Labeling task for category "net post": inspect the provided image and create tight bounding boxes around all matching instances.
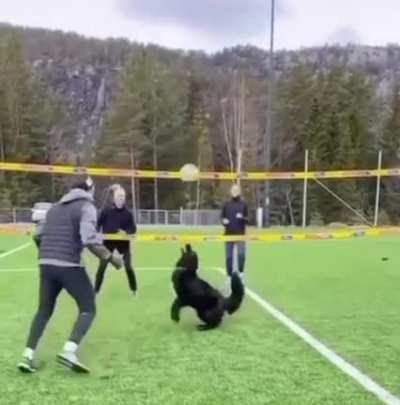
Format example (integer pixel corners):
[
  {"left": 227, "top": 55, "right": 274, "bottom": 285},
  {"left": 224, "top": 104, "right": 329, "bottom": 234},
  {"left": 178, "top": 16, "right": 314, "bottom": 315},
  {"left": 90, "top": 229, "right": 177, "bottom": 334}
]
[
  {"left": 129, "top": 144, "right": 137, "bottom": 222},
  {"left": 373, "top": 150, "right": 383, "bottom": 227},
  {"left": 179, "top": 207, "right": 183, "bottom": 226},
  {"left": 302, "top": 149, "right": 309, "bottom": 228}
]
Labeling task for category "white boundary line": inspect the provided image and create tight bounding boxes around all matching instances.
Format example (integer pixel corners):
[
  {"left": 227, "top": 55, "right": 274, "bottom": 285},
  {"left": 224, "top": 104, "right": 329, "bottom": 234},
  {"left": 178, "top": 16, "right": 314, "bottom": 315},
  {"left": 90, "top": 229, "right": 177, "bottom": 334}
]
[
  {"left": 0, "top": 242, "right": 32, "bottom": 259},
  {"left": 1, "top": 251, "right": 398, "bottom": 404},
  {"left": 212, "top": 267, "right": 399, "bottom": 405}
]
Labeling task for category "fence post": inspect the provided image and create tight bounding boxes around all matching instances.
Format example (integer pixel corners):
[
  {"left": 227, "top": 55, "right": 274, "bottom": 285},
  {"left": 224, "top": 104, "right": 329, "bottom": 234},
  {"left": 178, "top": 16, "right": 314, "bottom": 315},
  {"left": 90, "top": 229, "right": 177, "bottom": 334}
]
[
  {"left": 12, "top": 208, "right": 17, "bottom": 224},
  {"left": 302, "top": 149, "right": 309, "bottom": 228},
  {"left": 373, "top": 150, "right": 383, "bottom": 227},
  {"left": 179, "top": 207, "right": 183, "bottom": 226},
  {"left": 130, "top": 150, "right": 136, "bottom": 223}
]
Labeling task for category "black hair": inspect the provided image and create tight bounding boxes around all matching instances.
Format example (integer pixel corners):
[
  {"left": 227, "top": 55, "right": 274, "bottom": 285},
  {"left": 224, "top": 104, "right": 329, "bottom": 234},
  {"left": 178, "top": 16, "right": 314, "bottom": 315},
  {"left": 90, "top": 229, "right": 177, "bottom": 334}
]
[{"left": 71, "top": 176, "right": 94, "bottom": 191}]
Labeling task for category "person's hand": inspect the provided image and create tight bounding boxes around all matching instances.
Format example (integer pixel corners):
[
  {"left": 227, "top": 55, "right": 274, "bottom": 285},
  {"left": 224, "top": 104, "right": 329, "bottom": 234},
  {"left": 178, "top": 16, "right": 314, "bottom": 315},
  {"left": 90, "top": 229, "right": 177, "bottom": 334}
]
[
  {"left": 109, "top": 251, "right": 123, "bottom": 270},
  {"left": 222, "top": 218, "right": 229, "bottom": 225}
]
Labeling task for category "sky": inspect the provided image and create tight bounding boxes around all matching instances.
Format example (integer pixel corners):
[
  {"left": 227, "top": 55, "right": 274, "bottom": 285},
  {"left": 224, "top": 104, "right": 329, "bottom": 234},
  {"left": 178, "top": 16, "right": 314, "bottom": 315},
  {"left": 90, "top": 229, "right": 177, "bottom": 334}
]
[{"left": 1, "top": 0, "right": 400, "bottom": 52}]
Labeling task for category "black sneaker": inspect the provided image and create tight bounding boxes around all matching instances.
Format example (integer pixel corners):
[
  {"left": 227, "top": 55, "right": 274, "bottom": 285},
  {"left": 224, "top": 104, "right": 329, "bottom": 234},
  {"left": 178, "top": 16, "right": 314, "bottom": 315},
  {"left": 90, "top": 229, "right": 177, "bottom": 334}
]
[
  {"left": 57, "top": 353, "right": 90, "bottom": 374},
  {"left": 18, "top": 357, "right": 36, "bottom": 373}
]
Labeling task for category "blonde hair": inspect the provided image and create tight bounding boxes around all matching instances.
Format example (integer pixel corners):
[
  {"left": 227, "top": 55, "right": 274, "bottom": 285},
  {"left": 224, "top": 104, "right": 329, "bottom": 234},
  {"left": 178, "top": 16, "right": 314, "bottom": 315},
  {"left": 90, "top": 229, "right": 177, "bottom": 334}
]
[{"left": 230, "top": 184, "right": 241, "bottom": 197}]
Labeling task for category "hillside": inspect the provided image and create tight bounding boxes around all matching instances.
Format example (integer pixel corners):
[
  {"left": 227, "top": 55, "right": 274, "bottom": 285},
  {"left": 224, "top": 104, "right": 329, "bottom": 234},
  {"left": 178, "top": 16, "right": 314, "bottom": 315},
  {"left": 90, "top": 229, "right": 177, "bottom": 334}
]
[
  {"left": 1, "top": 23, "right": 399, "bottom": 159},
  {"left": 0, "top": 22, "right": 400, "bottom": 223}
]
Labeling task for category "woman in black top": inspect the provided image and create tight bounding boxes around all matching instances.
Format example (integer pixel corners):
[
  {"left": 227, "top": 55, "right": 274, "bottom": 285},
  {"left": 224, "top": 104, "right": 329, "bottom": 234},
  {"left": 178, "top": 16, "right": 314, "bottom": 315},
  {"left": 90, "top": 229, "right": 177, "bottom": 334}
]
[{"left": 95, "top": 186, "right": 138, "bottom": 295}]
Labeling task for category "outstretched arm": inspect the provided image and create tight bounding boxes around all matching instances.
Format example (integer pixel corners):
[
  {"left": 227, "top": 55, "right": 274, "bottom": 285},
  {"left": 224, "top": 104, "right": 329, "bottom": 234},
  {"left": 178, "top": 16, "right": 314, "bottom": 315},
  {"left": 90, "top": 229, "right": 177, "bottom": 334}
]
[
  {"left": 97, "top": 208, "right": 106, "bottom": 232},
  {"left": 243, "top": 203, "right": 249, "bottom": 223},
  {"left": 81, "top": 203, "right": 122, "bottom": 269},
  {"left": 125, "top": 210, "right": 137, "bottom": 235},
  {"left": 221, "top": 203, "right": 229, "bottom": 225}
]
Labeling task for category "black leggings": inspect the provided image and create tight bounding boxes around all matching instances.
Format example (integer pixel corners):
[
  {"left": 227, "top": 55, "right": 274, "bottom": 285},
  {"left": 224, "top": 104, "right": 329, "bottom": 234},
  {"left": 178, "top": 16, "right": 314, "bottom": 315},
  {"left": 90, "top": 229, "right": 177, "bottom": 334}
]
[
  {"left": 26, "top": 265, "right": 96, "bottom": 350},
  {"left": 94, "top": 241, "right": 137, "bottom": 293}
]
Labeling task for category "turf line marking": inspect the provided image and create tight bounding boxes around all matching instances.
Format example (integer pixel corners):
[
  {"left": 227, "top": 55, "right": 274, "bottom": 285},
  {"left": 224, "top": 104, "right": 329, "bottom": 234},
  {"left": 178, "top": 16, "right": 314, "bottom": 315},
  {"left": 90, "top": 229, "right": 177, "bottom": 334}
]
[
  {"left": 4, "top": 261, "right": 398, "bottom": 403},
  {"left": 213, "top": 267, "right": 399, "bottom": 405},
  {"left": 0, "top": 242, "right": 32, "bottom": 259}
]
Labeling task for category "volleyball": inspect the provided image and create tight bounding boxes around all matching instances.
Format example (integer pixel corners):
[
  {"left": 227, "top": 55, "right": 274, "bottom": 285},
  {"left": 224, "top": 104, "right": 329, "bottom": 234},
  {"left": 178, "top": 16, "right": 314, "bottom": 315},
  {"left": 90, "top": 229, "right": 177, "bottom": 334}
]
[{"left": 179, "top": 164, "right": 200, "bottom": 182}]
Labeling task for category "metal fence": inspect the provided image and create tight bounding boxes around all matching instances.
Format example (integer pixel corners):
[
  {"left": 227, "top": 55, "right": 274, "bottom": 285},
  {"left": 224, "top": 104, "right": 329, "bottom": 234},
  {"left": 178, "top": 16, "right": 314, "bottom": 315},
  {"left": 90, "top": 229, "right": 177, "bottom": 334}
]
[
  {"left": 137, "top": 210, "right": 181, "bottom": 225},
  {"left": 180, "top": 209, "right": 221, "bottom": 226},
  {"left": 137, "top": 209, "right": 222, "bottom": 226},
  {"left": 0, "top": 208, "right": 32, "bottom": 224},
  {"left": 0, "top": 208, "right": 223, "bottom": 226}
]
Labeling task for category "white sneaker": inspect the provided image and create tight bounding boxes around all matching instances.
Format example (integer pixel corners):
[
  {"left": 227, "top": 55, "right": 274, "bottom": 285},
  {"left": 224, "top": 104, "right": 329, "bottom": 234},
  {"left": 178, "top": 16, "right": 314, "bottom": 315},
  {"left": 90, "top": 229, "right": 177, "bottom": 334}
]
[
  {"left": 57, "top": 351, "right": 90, "bottom": 373},
  {"left": 18, "top": 357, "right": 36, "bottom": 373}
]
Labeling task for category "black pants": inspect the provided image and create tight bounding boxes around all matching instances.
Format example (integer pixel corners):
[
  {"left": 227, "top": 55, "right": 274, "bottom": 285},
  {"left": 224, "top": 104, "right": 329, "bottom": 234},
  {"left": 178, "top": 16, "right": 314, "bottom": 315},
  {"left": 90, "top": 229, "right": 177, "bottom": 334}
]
[
  {"left": 26, "top": 265, "right": 96, "bottom": 350},
  {"left": 94, "top": 241, "right": 137, "bottom": 293}
]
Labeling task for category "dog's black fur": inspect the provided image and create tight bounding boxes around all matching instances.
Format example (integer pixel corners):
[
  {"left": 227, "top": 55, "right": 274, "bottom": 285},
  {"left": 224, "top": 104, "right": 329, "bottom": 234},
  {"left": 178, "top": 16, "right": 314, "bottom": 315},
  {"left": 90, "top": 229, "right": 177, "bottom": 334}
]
[{"left": 171, "top": 244, "right": 245, "bottom": 331}]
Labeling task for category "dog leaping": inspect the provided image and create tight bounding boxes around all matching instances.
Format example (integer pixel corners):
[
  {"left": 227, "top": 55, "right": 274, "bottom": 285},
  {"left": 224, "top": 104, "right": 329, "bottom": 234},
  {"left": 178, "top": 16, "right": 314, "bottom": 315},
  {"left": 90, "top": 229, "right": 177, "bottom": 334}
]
[{"left": 171, "top": 244, "right": 245, "bottom": 331}]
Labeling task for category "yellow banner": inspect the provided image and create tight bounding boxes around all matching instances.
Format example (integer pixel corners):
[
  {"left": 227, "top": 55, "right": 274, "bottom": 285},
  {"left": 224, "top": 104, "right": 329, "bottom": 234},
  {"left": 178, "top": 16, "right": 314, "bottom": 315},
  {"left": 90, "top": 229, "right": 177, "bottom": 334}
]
[
  {"left": 0, "top": 162, "right": 400, "bottom": 180},
  {"left": 1, "top": 225, "right": 399, "bottom": 243}
]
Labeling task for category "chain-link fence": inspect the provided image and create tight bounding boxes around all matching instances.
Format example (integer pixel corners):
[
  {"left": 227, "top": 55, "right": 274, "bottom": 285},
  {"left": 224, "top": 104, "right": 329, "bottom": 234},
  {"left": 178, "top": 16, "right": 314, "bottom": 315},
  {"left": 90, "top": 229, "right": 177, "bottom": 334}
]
[
  {"left": 0, "top": 208, "right": 32, "bottom": 224},
  {"left": 4, "top": 201, "right": 396, "bottom": 227},
  {"left": 0, "top": 208, "right": 225, "bottom": 226},
  {"left": 180, "top": 210, "right": 221, "bottom": 226},
  {"left": 137, "top": 210, "right": 182, "bottom": 225},
  {"left": 128, "top": 209, "right": 223, "bottom": 226}
]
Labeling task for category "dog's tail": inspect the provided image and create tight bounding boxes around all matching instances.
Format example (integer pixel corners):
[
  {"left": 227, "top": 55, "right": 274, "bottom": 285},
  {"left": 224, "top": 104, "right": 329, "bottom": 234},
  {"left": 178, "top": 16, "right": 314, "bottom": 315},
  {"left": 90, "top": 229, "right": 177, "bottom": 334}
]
[{"left": 224, "top": 273, "right": 245, "bottom": 315}]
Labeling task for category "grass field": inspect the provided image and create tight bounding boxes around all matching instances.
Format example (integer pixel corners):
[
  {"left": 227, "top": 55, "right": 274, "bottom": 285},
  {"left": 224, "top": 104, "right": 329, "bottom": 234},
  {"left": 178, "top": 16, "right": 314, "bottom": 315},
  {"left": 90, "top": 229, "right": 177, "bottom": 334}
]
[{"left": 1, "top": 230, "right": 400, "bottom": 404}]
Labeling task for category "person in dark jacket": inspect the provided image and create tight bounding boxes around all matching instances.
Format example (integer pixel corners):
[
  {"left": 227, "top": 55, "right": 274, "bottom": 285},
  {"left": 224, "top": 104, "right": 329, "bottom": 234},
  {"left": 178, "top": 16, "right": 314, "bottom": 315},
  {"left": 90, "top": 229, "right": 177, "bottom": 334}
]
[
  {"left": 95, "top": 185, "right": 138, "bottom": 295},
  {"left": 221, "top": 184, "right": 248, "bottom": 283},
  {"left": 18, "top": 176, "right": 123, "bottom": 374}
]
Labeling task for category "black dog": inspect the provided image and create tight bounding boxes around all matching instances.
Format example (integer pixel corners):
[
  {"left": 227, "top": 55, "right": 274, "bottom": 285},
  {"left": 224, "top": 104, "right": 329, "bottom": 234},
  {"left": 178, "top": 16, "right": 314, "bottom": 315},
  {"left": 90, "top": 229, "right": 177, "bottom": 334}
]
[{"left": 171, "top": 244, "right": 245, "bottom": 331}]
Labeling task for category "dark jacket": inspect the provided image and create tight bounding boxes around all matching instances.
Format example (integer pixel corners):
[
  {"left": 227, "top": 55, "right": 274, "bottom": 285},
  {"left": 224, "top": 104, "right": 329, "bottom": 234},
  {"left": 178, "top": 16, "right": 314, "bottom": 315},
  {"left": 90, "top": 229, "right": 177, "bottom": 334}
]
[
  {"left": 221, "top": 197, "right": 248, "bottom": 235},
  {"left": 97, "top": 205, "right": 136, "bottom": 235}
]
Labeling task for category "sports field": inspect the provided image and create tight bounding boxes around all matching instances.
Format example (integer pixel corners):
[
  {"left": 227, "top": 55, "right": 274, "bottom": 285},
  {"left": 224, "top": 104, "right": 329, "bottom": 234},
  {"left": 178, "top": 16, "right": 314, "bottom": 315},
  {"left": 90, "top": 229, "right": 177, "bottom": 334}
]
[{"left": 1, "top": 230, "right": 400, "bottom": 404}]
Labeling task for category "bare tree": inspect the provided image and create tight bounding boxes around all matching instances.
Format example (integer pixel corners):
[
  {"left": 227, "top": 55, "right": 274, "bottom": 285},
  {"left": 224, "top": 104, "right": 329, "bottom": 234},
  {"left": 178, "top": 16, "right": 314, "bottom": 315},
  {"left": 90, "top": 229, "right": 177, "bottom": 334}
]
[
  {"left": 129, "top": 143, "right": 137, "bottom": 220},
  {"left": 220, "top": 73, "right": 247, "bottom": 185}
]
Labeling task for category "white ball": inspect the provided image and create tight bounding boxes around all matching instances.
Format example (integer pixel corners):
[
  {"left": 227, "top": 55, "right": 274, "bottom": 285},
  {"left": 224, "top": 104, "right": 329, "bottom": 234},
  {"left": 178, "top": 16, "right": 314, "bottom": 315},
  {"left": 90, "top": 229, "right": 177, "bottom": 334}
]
[{"left": 180, "top": 164, "right": 200, "bottom": 182}]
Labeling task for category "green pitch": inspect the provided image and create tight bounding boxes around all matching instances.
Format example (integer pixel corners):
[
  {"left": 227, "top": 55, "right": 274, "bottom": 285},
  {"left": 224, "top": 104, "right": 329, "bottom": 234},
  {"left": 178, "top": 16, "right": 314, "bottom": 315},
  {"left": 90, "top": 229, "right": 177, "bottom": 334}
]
[{"left": 1, "top": 231, "right": 399, "bottom": 404}]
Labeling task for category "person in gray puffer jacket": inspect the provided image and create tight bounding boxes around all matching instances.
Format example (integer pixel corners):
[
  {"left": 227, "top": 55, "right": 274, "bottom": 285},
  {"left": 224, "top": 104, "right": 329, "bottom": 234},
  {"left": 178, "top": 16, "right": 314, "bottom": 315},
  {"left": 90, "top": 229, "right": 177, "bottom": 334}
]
[{"left": 18, "top": 176, "right": 123, "bottom": 374}]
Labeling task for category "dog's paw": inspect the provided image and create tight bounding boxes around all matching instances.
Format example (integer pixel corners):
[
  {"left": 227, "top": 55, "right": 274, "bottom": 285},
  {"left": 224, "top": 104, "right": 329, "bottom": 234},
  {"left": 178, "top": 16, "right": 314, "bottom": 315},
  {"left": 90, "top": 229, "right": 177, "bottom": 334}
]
[{"left": 171, "top": 315, "right": 180, "bottom": 323}]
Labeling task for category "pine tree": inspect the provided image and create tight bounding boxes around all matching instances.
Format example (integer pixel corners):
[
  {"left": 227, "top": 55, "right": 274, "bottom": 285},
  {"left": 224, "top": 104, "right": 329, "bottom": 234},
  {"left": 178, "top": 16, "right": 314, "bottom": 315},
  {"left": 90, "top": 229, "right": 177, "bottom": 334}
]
[
  {"left": 96, "top": 50, "right": 188, "bottom": 210},
  {"left": 381, "top": 85, "right": 400, "bottom": 160},
  {"left": 305, "top": 68, "right": 368, "bottom": 224},
  {"left": 380, "top": 85, "right": 400, "bottom": 223},
  {"left": 275, "top": 64, "right": 315, "bottom": 170},
  {"left": 0, "top": 32, "right": 42, "bottom": 206},
  {"left": 0, "top": 31, "right": 70, "bottom": 207}
]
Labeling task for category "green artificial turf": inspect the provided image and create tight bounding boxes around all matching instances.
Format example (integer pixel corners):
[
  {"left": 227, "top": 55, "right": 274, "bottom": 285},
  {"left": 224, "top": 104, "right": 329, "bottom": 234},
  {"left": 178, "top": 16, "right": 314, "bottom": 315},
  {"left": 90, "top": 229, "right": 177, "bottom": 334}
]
[{"left": 1, "top": 231, "right": 397, "bottom": 404}]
